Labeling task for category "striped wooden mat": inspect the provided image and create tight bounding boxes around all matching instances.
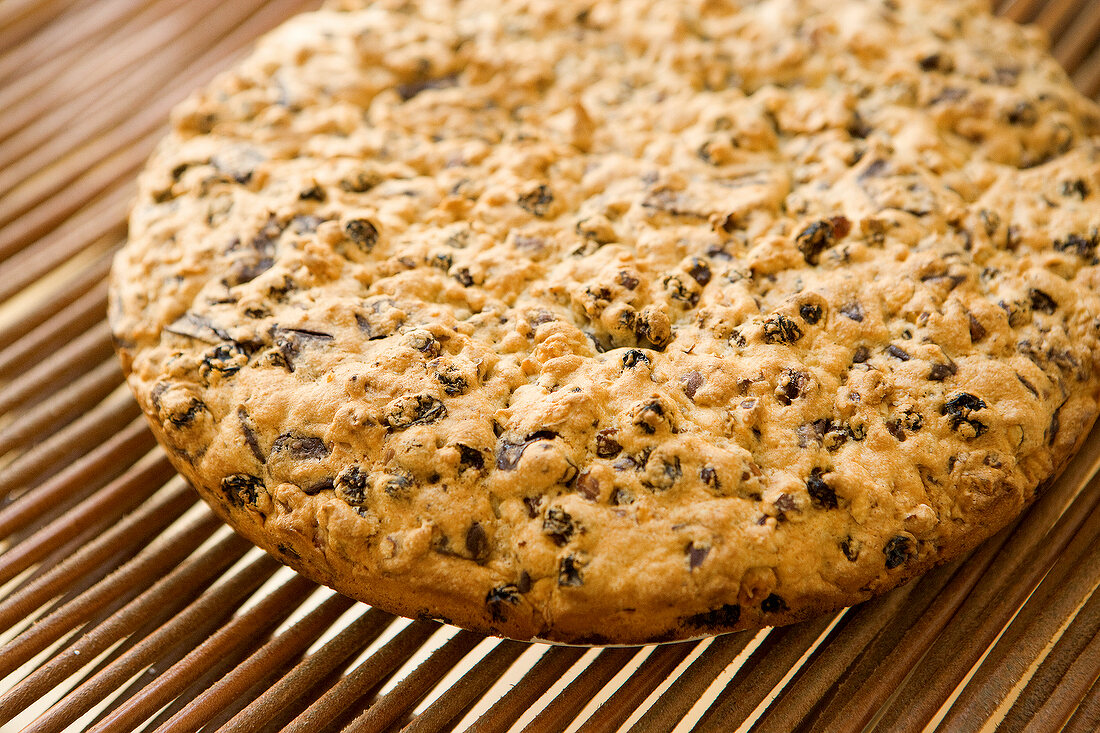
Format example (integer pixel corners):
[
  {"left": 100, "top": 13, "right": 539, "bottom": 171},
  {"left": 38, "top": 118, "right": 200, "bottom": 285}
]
[{"left": 0, "top": 0, "right": 1098, "bottom": 731}]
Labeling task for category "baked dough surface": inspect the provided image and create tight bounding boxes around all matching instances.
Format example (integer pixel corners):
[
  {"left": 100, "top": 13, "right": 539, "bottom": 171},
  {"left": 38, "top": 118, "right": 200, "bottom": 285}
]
[{"left": 110, "top": 0, "right": 1100, "bottom": 642}]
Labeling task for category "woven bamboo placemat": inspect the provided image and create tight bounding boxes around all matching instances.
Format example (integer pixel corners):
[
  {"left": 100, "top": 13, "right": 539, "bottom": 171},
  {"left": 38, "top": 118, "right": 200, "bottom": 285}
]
[{"left": 0, "top": 1, "right": 1098, "bottom": 731}]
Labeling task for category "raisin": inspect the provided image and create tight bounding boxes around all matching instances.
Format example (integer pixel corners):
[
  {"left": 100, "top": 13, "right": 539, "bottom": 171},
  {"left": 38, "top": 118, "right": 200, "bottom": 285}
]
[
  {"left": 485, "top": 585, "right": 521, "bottom": 621},
  {"left": 806, "top": 468, "right": 837, "bottom": 509},
  {"left": 642, "top": 455, "right": 682, "bottom": 490},
  {"left": 840, "top": 302, "right": 864, "bottom": 322},
  {"left": 385, "top": 394, "right": 447, "bottom": 430},
  {"left": 595, "top": 430, "right": 622, "bottom": 458},
  {"left": 840, "top": 536, "right": 860, "bottom": 561},
  {"left": 622, "top": 349, "right": 651, "bottom": 368},
  {"left": 221, "top": 473, "right": 263, "bottom": 507},
  {"left": 465, "top": 522, "right": 491, "bottom": 562},
  {"left": 1007, "top": 101, "right": 1038, "bottom": 126},
  {"left": 885, "top": 344, "right": 911, "bottom": 361},
  {"left": 497, "top": 430, "right": 557, "bottom": 470},
  {"left": 436, "top": 366, "right": 469, "bottom": 396},
  {"left": 633, "top": 400, "right": 670, "bottom": 434},
  {"left": 686, "top": 604, "right": 741, "bottom": 628},
  {"left": 928, "top": 363, "right": 957, "bottom": 381},
  {"left": 518, "top": 184, "right": 553, "bottom": 216},
  {"left": 523, "top": 496, "right": 542, "bottom": 518},
  {"left": 799, "top": 303, "right": 822, "bottom": 324},
  {"left": 942, "top": 393, "right": 988, "bottom": 437},
  {"left": 298, "top": 184, "right": 326, "bottom": 202},
  {"left": 271, "top": 433, "right": 329, "bottom": 460},
  {"left": 453, "top": 267, "right": 475, "bottom": 287},
  {"left": 168, "top": 397, "right": 207, "bottom": 428},
  {"left": 543, "top": 507, "right": 575, "bottom": 546},
  {"left": 335, "top": 465, "right": 369, "bottom": 505},
  {"left": 237, "top": 407, "right": 265, "bottom": 464},
  {"left": 381, "top": 473, "right": 412, "bottom": 497},
  {"left": 682, "top": 370, "right": 704, "bottom": 399},
  {"left": 611, "top": 487, "right": 635, "bottom": 505},
  {"left": 700, "top": 466, "right": 720, "bottom": 491},
  {"left": 763, "top": 314, "right": 804, "bottom": 345},
  {"left": 340, "top": 171, "right": 380, "bottom": 193},
  {"left": 761, "top": 594, "right": 787, "bottom": 613},
  {"left": 664, "top": 275, "right": 700, "bottom": 308},
  {"left": 1060, "top": 179, "right": 1090, "bottom": 199},
  {"left": 617, "top": 271, "right": 640, "bottom": 289},
  {"left": 558, "top": 555, "right": 584, "bottom": 586},
  {"left": 1029, "top": 289, "right": 1058, "bottom": 314},
  {"left": 687, "top": 542, "right": 710, "bottom": 569},
  {"left": 456, "top": 444, "right": 485, "bottom": 471},
  {"left": 1053, "top": 233, "right": 1097, "bottom": 257},
  {"left": 883, "top": 536, "right": 913, "bottom": 569},
  {"left": 687, "top": 258, "right": 712, "bottom": 285},
  {"left": 776, "top": 369, "right": 807, "bottom": 404},
  {"left": 345, "top": 219, "right": 379, "bottom": 250},
  {"left": 796, "top": 219, "right": 843, "bottom": 265},
  {"left": 201, "top": 343, "right": 246, "bottom": 378},
  {"left": 269, "top": 326, "right": 334, "bottom": 373}
]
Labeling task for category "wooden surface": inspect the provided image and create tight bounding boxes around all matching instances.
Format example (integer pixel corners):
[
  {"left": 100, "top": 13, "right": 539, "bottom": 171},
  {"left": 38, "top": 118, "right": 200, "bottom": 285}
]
[{"left": 0, "top": 1, "right": 1098, "bottom": 731}]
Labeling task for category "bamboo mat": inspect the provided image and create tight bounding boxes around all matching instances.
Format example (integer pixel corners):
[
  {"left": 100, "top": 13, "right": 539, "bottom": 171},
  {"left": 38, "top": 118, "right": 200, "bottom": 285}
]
[{"left": 0, "top": 1, "right": 1099, "bottom": 731}]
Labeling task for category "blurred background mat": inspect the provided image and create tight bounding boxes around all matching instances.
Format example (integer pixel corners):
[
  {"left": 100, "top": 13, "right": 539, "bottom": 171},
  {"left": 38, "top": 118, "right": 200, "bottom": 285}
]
[{"left": 0, "top": 0, "right": 1099, "bottom": 731}]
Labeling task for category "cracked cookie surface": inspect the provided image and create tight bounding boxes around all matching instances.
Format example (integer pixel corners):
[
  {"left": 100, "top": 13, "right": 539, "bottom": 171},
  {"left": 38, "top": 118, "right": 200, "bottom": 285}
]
[{"left": 110, "top": 0, "right": 1100, "bottom": 643}]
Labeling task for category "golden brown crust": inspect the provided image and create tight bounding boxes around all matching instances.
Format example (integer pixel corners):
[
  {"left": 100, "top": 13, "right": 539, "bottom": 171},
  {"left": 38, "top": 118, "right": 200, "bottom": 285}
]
[{"left": 110, "top": 0, "right": 1100, "bottom": 643}]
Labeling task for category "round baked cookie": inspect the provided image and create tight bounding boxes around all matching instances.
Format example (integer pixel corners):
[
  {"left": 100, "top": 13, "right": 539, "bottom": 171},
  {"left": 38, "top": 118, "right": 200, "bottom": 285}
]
[{"left": 110, "top": 0, "right": 1100, "bottom": 644}]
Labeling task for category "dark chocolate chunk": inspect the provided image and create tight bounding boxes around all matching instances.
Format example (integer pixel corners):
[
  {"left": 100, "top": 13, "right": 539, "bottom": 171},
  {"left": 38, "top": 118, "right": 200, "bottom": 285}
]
[
  {"left": 840, "top": 302, "right": 864, "bottom": 322},
  {"left": 558, "top": 555, "right": 584, "bottom": 586},
  {"left": 840, "top": 536, "right": 860, "bottom": 562},
  {"left": 763, "top": 314, "right": 804, "bottom": 345},
  {"left": 221, "top": 473, "right": 263, "bottom": 507},
  {"left": 302, "top": 478, "right": 333, "bottom": 496},
  {"left": 885, "top": 344, "right": 911, "bottom": 361},
  {"left": 542, "top": 507, "right": 575, "bottom": 546},
  {"left": 576, "top": 471, "right": 600, "bottom": 501},
  {"left": 928, "top": 362, "right": 957, "bottom": 381},
  {"left": 687, "top": 542, "right": 710, "bottom": 569},
  {"left": 883, "top": 535, "right": 913, "bottom": 569},
  {"left": 396, "top": 73, "right": 459, "bottom": 101},
  {"left": 345, "top": 218, "right": 379, "bottom": 250},
  {"left": 517, "top": 184, "right": 554, "bottom": 216},
  {"left": 968, "top": 313, "right": 987, "bottom": 342},
  {"left": 465, "top": 522, "right": 491, "bottom": 562},
  {"left": 271, "top": 433, "right": 329, "bottom": 460},
  {"left": 852, "top": 346, "right": 871, "bottom": 363},
  {"left": 497, "top": 430, "right": 557, "bottom": 470},
  {"left": 686, "top": 603, "right": 741, "bottom": 629},
  {"left": 806, "top": 468, "right": 838, "bottom": 510},
  {"left": 761, "top": 594, "right": 787, "bottom": 613},
  {"left": 385, "top": 394, "right": 447, "bottom": 430},
  {"left": 165, "top": 312, "right": 232, "bottom": 343}
]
